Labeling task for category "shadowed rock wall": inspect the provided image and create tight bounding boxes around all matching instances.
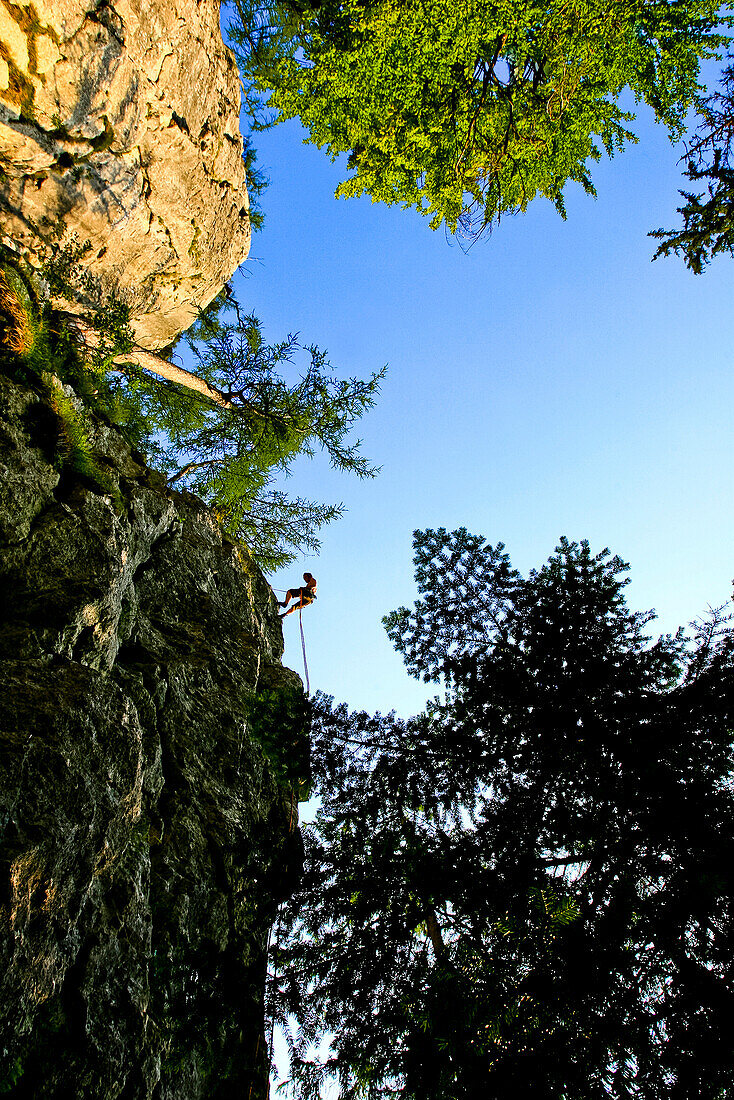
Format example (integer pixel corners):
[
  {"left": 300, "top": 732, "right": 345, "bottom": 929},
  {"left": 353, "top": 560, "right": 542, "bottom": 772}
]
[
  {"left": 0, "top": 372, "right": 305, "bottom": 1098},
  {"left": 0, "top": 0, "right": 250, "bottom": 349}
]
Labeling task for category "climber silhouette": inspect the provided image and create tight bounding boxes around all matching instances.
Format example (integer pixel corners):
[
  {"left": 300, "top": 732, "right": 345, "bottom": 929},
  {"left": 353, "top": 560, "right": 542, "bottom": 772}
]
[{"left": 279, "top": 573, "right": 317, "bottom": 618}]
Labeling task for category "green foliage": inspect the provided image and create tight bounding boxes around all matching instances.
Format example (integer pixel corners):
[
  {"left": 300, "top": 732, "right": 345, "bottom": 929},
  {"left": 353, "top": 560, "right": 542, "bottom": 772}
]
[
  {"left": 243, "top": 134, "right": 270, "bottom": 231},
  {"left": 0, "top": 1056, "right": 24, "bottom": 1095},
  {"left": 42, "top": 373, "right": 118, "bottom": 499},
  {"left": 651, "top": 54, "right": 734, "bottom": 271},
  {"left": 271, "top": 531, "right": 734, "bottom": 1099},
  {"left": 151, "top": 304, "right": 385, "bottom": 570},
  {"left": 39, "top": 236, "right": 135, "bottom": 370},
  {"left": 0, "top": 252, "right": 130, "bottom": 497},
  {"left": 229, "top": 0, "right": 727, "bottom": 237},
  {"left": 1, "top": 241, "right": 155, "bottom": 459},
  {"left": 247, "top": 682, "right": 312, "bottom": 790},
  {"left": 1, "top": 243, "right": 383, "bottom": 570}
]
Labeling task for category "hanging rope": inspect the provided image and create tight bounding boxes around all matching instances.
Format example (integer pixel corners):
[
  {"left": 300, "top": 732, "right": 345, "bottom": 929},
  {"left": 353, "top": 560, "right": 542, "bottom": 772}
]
[
  {"left": 299, "top": 606, "right": 310, "bottom": 694},
  {"left": 271, "top": 580, "right": 311, "bottom": 692}
]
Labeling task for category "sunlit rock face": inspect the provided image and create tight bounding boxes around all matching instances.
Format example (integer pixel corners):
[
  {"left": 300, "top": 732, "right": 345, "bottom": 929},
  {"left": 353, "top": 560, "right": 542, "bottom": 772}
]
[
  {"left": 0, "top": 0, "right": 250, "bottom": 349},
  {"left": 0, "top": 373, "right": 304, "bottom": 1098}
]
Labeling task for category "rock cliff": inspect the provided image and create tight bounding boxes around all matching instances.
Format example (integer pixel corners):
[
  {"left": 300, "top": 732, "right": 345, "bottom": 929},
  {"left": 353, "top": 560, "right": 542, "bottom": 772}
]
[
  {"left": 0, "top": 370, "right": 306, "bottom": 1098},
  {"left": 0, "top": 0, "right": 251, "bottom": 349}
]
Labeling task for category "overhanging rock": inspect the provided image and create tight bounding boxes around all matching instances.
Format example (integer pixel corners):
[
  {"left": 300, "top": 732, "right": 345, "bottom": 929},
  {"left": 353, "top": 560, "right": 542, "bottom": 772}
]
[{"left": 0, "top": 0, "right": 251, "bottom": 349}]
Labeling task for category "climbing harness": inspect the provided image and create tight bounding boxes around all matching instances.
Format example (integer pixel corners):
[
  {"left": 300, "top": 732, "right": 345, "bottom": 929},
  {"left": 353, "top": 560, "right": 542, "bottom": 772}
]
[{"left": 272, "top": 585, "right": 312, "bottom": 694}]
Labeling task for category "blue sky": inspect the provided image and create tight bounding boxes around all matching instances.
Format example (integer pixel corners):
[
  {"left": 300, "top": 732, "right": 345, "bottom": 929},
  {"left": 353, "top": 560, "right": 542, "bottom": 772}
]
[{"left": 233, "top": 96, "right": 734, "bottom": 719}]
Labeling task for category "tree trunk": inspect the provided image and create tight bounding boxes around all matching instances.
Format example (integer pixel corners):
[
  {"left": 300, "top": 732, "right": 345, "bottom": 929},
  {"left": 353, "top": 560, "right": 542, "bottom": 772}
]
[{"left": 67, "top": 316, "right": 233, "bottom": 408}]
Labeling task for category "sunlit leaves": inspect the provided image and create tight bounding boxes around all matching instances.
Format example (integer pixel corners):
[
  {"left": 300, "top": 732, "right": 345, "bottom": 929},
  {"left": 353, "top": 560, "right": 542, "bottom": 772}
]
[{"left": 230, "top": 0, "right": 727, "bottom": 238}]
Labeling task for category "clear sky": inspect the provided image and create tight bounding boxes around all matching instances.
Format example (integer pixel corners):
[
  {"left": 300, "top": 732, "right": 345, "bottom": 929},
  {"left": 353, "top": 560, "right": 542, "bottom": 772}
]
[{"left": 232, "top": 95, "right": 734, "bottom": 720}]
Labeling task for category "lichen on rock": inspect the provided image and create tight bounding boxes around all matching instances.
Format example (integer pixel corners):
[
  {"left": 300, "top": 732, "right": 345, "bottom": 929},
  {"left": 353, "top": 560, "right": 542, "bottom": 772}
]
[
  {"left": 0, "top": 0, "right": 251, "bottom": 350},
  {"left": 0, "top": 371, "right": 307, "bottom": 1098}
]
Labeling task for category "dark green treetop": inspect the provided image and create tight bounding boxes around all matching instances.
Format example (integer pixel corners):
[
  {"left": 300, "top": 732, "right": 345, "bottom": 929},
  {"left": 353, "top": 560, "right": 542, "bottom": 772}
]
[
  {"left": 230, "top": 0, "right": 728, "bottom": 238},
  {"left": 270, "top": 530, "right": 734, "bottom": 1098}
]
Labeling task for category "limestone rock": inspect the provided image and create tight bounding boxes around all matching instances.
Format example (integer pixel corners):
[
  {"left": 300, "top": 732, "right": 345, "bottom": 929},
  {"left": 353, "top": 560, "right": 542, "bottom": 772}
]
[
  {"left": 0, "top": 372, "right": 306, "bottom": 1098},
  {"left": 0, "top": 0, "right": 251, "bottom": 349}
]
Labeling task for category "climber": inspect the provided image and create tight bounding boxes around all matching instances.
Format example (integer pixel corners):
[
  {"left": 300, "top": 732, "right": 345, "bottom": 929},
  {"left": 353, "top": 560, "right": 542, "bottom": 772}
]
[{"left": 279, "top": 573, "right": 317, "bottom": 618}]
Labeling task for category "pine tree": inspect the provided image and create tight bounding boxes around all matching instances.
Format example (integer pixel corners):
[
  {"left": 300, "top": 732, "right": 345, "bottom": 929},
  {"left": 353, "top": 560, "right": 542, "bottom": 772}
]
[{"left": 271, "top": 531, "right": 734, "bottom": 1098}]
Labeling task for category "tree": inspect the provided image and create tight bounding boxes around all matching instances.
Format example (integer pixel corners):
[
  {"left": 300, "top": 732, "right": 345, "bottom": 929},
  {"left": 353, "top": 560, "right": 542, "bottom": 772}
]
[
  {"left": 122, "top": 303, "right": 385, "bottom": 570},
  {"left": 651, "top": 54, "right": 734, "bottom": 272},
  {"left": 230, "top": 0, "right": 727, "bottom": 239},
  {"left": 1, "top": 244, "right": 384, "bottom": 570},
  {"left": 270, "top": 531, "right": 734, "bottom": 1098}
]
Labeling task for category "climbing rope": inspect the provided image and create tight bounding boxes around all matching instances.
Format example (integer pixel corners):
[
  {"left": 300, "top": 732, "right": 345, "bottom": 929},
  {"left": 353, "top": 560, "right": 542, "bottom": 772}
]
[
  {"left": 299, "top": 606, "right": 310, "bottom": 694},
  {"left": 270, "top": 583, "right": 311, "bottom": 693}
]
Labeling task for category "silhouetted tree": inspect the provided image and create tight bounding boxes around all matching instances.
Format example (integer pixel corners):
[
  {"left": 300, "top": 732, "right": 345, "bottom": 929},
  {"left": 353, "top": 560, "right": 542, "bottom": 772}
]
[
  {"left": 652, "top": 55, "right": 734, "bottom": 272},
  {"left": 271, "top": 531, "right": 734, "bottom": 1098}
]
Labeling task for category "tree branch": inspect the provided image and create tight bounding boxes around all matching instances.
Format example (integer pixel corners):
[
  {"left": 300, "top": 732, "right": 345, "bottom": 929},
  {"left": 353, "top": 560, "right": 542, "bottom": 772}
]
[
  {"left": 167, "top": 459, "right": 221, "bottom": 486},
  {"left": 115, "top": 348, "right": 234, "bottom": 407},
  {"left": 542, "top": 856, "right": 586, "bottom": 867},
  {"left": 67, "top": 316, "right": 234, "bottom": 408}
]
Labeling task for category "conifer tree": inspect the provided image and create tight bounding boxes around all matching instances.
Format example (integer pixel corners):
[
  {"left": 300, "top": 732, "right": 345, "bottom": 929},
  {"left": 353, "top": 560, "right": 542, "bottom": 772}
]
[
  {"left": 132, "top": 304, "right": 385, "bottom": 570},
  {"left": 271, "top": 531, "right": 734, "bottom": 1099},
  {"left": 652, "top": 54, "right": 734, "bottom": 272}
]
